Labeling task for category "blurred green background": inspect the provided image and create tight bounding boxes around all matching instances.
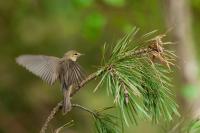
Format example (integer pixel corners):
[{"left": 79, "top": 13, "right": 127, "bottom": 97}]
[{"left": 0, "top": 0, "right": 200, "bottom": 133}]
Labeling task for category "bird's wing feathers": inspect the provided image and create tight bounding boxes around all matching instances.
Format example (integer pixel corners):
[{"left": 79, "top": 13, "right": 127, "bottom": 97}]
[
  {"left": 16, "top": 55, "right": 60, "bottom": 85},
  {"left": 64, "top": 61, "right": 86, "bottom": 87},
  {"left": 72, "top": 62, "right": 86, "bottom": 84}
]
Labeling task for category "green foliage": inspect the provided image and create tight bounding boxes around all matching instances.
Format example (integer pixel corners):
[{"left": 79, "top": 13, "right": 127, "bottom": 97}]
[
  {"left": 1, "top": 0, "right": 200, "bottom": 132},
  {"left": 54, "top": 120, "right": 74, "bottom": 133},
  {"left": 83, "top": 12, "right": 106, "bottom": 39},
  {"left": 103, "top": 0, "right": 125, "bottom": 7},
  {"left": 185, "top": 119, "right": 200, "bottom": 133},
  {"left": 72, "top": 0, "right": 94, "bottom": 8},
  {"left": 182, "top": 84, "right": 199, "bottom": 100},
  {"left": 95, "top": 28, "right": 179, "bottom": 126},
  {"left": 93, "top": 108, "right": 120, "bottom": 133},
  {"left": 162, "top": 118, "right": 200, "bottom": 133},
  {"left": 73, "top": 104, "right": 120, "bottom": 133},
  {"left": 191, "top": 0, "right": 200, "bottom": 11}
]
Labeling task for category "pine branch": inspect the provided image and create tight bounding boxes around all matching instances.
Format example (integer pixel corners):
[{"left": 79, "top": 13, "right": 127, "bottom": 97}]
[
  {"left": 40, "top": 102, "right": 63, "bottom": 133},
  {"left": 72, "top": 104, "right": 119, "bottom": 133},
  {"left": 185, "top": 118, "right": 200, "bottom": 133},
  {"left": 71, "top": 71, "right": 102, "bottom": 96},
  {"left": 54, "top": 120, "right": 74, "bottom": 133},
  {"left": 40, "top": 28, "right": 178, "bottom": 132},
  {"left": 95, "top": 27, "right": 179, "bottom": 125},
  {"left": 40, "top": 72, "right": 103, "bottom": 133},
  {"left": 161, "top": 117, "right": 200, "bottom": 133},
  {"left": 40, "top": 102, "right": 118, "bottom": 133}
]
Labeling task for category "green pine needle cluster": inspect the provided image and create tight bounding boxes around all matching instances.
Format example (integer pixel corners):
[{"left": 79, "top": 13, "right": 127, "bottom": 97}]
[
  {"left": 161, "top": 118, "right": 200, "bottom": 133},
  {"left": 94, "top": 27, "right": 179, "bottom": 126},
  {"left": 72, "top": 104, "right": 120, "bottom": 133},
  {"left": 185, "top": 119, "right": 200, "bottom": 133},
  {"left": 93, "top": 107, "right": 120, "bottom": 133}
]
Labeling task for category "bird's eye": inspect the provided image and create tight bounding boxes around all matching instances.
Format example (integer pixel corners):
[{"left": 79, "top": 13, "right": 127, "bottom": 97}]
[{"left": 74, "top": 53, "right": 78, "bottom": 55}]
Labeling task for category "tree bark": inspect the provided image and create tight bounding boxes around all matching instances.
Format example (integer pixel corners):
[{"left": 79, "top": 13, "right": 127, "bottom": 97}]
[{"left": 163, "top": 0, "right": 200, "bottom": 118}]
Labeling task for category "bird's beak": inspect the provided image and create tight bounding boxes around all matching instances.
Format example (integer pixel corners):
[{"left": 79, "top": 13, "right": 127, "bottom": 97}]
[{"left": 79, "top": 53, "right": 84, "bottom": 56}]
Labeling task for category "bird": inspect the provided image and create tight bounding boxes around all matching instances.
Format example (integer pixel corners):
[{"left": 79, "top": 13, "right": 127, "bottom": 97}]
[{"left": 16, "top": 50, "right": 86, "bottom": 114}]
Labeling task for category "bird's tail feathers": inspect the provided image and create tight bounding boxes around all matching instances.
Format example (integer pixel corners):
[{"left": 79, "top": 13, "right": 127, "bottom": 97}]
[{"left": 62, "top": 86, "right": 72, "bottom": 115}]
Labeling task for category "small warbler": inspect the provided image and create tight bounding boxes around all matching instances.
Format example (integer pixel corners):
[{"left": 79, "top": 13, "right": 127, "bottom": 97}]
[{"left": 16, "top": 50, "right": 86, "bottom": 114}]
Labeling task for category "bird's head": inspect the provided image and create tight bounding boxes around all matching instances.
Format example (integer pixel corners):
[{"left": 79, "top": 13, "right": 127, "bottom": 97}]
[{"left": 64, "top": 50, "right": 83, "bottom": 61}]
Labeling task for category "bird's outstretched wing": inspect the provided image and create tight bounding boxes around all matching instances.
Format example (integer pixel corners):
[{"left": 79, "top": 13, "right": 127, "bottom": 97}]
[
  {"left": 62, "top": 60, "right": 86, "bottom": 87},
  {"left": 70, "top": 61, "right": 86, "bottom": 85},
  {"left": 16, "top": 55, "right": 60, "bottom": 85}
]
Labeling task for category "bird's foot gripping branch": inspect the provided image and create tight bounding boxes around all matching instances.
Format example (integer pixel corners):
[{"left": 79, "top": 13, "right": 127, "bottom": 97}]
[{"left": 40, "top": 28, "right": 179, "bottom": 133}]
